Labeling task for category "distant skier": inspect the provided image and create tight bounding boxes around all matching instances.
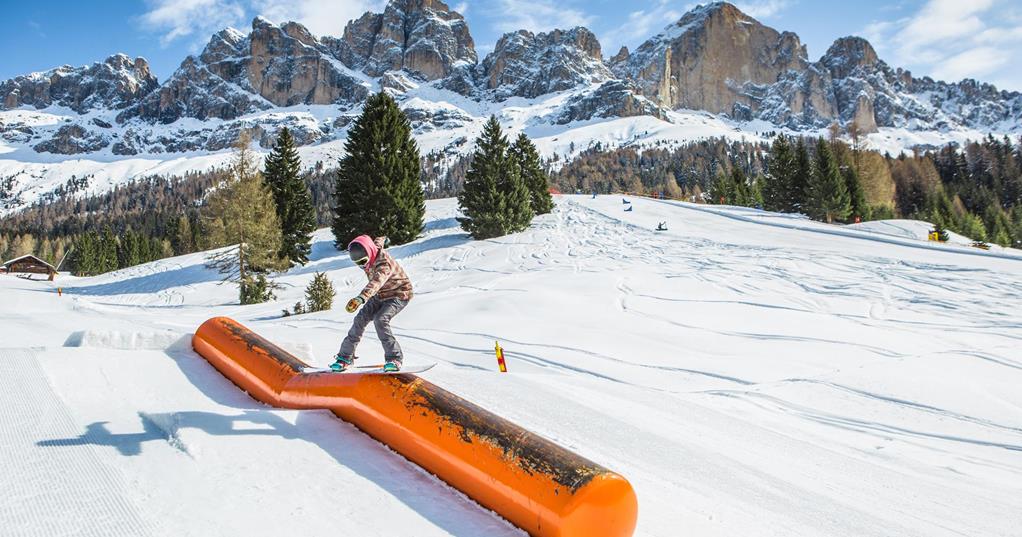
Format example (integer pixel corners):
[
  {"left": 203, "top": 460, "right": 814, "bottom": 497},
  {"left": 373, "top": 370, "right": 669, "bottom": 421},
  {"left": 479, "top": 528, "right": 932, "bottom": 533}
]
[
  {"left": 656, "top": 222, "right": 668, "bottom": 231},
  {"left": 331, "top": 235, "right": 413, "bottom": 373}
]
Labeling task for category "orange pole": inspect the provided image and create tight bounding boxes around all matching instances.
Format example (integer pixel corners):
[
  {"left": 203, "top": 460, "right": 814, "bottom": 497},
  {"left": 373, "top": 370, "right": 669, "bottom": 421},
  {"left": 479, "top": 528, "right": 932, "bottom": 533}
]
[{"left": 192, "top": 317, "right": 637, "bottom": 537}]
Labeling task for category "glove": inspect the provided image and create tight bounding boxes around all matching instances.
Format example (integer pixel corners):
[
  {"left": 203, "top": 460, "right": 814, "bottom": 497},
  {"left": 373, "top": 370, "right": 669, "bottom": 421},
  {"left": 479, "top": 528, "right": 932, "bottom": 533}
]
[{"left": 345, "top": 296, "right": 365, "bottom": 313}]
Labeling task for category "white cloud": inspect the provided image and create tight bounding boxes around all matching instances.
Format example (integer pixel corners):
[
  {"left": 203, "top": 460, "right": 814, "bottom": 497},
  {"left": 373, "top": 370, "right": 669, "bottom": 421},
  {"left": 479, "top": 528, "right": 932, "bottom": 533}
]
[
  {"left": 862, "top": 0, "right": 1022, "bottom": 90},
  {"left": 601, "top": 0, "right": 683, "bottom": 53},
  {"left": 141, "top": 0, "right": 247, "bottom": 47},
  {"left": 491, "top": 0, "right": 595, "bottom": 34},
  {"left": 454, "top": 2, "right": 469, "bottom": 15},
  {"left": 733, "top": 0, "right": 794, "bottom": 19},
  {"left": 932, "top": 46, "right": 1009, "bottom": 81},
  {"left": 140, "top": 0, "right": 386, "bottom": 49},
  {"left": 254, "top": 0, "right": 386, "bottom": 37}
]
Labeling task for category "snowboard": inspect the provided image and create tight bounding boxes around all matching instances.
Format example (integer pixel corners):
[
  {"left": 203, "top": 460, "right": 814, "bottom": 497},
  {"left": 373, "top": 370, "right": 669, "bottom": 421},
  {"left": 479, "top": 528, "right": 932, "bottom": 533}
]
[{"left": 303, "top": 363, "right": 436, "bottom": 375}]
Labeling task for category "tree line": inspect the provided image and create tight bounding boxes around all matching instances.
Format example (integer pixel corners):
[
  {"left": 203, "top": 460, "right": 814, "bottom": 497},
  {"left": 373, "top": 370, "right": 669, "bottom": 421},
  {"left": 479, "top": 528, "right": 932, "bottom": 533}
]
[{"left": 551, "top": 131, "right": 1021, "bottom": 248}]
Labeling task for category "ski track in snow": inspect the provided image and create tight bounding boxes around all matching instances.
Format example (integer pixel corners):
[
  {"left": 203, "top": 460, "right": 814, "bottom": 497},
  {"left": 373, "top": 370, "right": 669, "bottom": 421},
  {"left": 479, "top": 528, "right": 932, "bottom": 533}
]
[
  {"left": 0, "top": 349, "right": 155, "bottom": 537},
  {"left": 2, "top": 196, "right": 1021, "bottom": 536}
]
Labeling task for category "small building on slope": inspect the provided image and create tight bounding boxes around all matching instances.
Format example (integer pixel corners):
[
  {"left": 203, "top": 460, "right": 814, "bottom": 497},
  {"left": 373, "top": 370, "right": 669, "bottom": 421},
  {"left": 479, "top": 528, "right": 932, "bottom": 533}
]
[{"left": 1, "top": 255, "right": 57, "bottom": 281}]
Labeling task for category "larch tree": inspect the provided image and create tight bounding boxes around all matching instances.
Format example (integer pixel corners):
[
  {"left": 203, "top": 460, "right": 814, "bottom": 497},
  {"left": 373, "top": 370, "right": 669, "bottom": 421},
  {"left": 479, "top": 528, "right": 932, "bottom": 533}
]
[{"left": 204, "top": 133, "right": 285, "bottom": 304}]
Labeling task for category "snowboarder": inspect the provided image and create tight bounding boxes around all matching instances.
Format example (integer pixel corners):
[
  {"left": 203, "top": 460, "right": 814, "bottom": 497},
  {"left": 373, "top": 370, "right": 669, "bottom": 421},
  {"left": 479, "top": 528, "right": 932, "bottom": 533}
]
[
  {"left": 656, "top": 222, "right": 667, "bottom": 231},
  {"left": 331, "top": 235, "right": 413, "bottom": 373}
]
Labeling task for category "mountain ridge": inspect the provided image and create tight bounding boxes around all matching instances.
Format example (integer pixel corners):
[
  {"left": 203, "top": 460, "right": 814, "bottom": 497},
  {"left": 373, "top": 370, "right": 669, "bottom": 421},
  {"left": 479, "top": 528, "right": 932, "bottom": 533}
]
[{"left": 1, "top": 1, "right": 1020, "bottom": 214}]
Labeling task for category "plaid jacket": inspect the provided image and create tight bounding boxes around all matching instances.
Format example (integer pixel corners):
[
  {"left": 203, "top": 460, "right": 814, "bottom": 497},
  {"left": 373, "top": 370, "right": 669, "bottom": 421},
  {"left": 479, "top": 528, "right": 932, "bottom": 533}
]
[{"left": 358, "top": 237, "right": 413, "bottom": 301}]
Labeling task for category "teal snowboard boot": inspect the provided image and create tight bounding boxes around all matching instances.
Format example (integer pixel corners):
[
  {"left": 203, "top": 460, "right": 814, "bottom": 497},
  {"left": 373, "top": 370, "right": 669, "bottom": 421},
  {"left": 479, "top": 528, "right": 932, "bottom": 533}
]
[
  {"left": 330, "top": 354, "right": 355, "bottom": 372},
  {"left": 383, "top": 359, "right": 401, "bottom": 373}
]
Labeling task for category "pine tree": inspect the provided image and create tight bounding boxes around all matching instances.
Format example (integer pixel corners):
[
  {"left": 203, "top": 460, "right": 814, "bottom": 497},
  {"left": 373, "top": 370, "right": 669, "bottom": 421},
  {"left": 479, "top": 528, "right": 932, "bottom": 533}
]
[
  {"left": 510, "top": 132, "right": 554, "bottom": 215},
  {"left": 172, "top": 214, "right": 195, "bottom": 255},
  {"left": 730, "top": 167, "right": 751, "bottom": 207},
  {"left": 458, "top": 116, "right": 533, "bottom": 238},
  {"left": 927, "top": 189, "right": 958, "bottom": 232},
  {"left": 959, "top": 212, "right": 987, "bottom": 242},
  {"left": 751, "top": 175, "right": 765, "bottom": 208},
  {"left": 332, "top": 91, "right": 424, "bottom": 249},
  {"left": 239, "top": 274, "right": 276, "bottom": 305},
  {"left": 204, "top": 133, "right": 285, "bottom": 304},
  {"left": 985, "top": 206, "right": 1014, "bottom": 247},
  {"left": 118, "top": 229, "right": 143, "bottom": 268},
  {"left": 1012, "top": 205, "right": 1022, "bottom": 247},
  {"left": 499, "top": 145, "right": 534, "bottom": 234},
  {"left": 264, "top": 127, "right": 316, "bottom": 265},
  {"left": 792, "top": 138, "right": 812, "bottom": 212},
  {"left": 70, "top": 232, "right": 99, "bottom": 276},
  {"left": 843, "top": 166, "right": 869, "bottom": 222},
  {"left": 808, "top": 138, "right": 851, "bottom": 223},
  {"left": 709, "top": 172, "right": 732, "bottom": 205},
  {"left": 305, "top": 272, "right": 336, "bottom": 312},
  {"left": 764, "top": 135, "right": 796, "bottom": 212},
  {"left": 100, "top": 226, "right": 119, "bottom": 273}
]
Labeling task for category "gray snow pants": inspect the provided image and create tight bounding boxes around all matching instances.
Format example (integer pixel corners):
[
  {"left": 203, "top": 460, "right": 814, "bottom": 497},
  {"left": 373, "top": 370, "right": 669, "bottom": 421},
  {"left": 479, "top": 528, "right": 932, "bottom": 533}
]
[{"left": 338, "top": 296, "right": 408, "bottom": 362}]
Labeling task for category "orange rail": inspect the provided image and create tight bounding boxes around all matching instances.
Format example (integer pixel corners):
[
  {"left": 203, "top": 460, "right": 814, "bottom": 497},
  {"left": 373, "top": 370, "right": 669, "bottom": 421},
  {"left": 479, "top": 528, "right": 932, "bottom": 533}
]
[{"left": 192, "top": 317, "right": 638, "bottom": 537}]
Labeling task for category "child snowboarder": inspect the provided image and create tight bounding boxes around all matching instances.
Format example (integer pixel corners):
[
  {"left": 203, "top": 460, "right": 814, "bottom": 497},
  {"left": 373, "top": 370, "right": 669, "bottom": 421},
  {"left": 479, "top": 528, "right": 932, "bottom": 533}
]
[{"left": 331, "top": 235, "right": 413, "bottom": 372}]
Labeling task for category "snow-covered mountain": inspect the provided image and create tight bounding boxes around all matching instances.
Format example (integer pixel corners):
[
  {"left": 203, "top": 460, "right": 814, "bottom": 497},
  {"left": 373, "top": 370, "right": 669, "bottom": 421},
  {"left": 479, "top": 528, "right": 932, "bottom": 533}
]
[{"left": 2, "top": 0, "right": 1020, "bottom": 214}]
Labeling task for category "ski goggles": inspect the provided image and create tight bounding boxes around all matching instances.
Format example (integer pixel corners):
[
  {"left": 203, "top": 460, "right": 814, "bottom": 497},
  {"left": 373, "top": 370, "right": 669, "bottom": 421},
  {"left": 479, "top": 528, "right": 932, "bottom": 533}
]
[{"left": 353, "top": 256, "right": 370, "bottom": 266}]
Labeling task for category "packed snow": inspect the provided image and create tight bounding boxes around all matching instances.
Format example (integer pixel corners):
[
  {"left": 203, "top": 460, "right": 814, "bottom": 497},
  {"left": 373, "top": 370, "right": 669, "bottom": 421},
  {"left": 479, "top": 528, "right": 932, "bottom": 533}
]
[{"left": 2, "top": 196, "right": 1021, "bottom": 536}]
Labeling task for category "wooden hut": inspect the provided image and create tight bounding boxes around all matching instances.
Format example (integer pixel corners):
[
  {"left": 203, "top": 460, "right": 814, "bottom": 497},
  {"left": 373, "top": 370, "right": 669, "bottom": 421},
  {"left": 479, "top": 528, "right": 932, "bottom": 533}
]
[{"left": 2, "top": 255, "right": 57, "bottom": 281}]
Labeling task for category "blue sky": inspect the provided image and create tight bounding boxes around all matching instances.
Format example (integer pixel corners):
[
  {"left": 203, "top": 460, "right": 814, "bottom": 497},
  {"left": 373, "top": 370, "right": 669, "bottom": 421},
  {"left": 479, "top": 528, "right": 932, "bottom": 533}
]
[{"left": 2, "top": 0, "right": 1021, "bottom": 91}]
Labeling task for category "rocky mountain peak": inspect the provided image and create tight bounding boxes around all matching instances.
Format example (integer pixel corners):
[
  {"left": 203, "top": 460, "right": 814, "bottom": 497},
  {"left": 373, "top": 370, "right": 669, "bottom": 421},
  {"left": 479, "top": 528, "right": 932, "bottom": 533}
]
[
  {"left": 610, "top": 46, "right": 629, "bottom": 65},
  {"left": 123, "top": 17, "right": 369, "bottom": 126},
  {"left": 338, "top": 0, "right": 476, "bottom": 80},
  {"left": 2, "top": 0, "right": 1019, "bottom": 168},
  {"left": 0, "top": 54, "right": 158, "bottom": 113},
  {"left": 616, "top": 1, "right": 808, "bottom": 113},
  {"left": 822, "top": 36, "right": 881, "bottom": 80},
  {"left": 481, "top": 26, "right": 611, "bottom": 99}
]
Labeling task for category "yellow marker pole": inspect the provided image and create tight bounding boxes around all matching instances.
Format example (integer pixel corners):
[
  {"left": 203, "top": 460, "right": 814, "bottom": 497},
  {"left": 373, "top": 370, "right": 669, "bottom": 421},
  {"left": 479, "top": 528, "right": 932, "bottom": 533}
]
[{"left": 495, "top": 341, "right": 507, "bottom": 373}]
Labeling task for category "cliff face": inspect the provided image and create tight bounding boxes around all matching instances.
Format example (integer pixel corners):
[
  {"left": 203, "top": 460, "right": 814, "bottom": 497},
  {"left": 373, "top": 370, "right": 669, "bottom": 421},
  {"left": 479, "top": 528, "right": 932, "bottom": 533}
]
[
  {"left": 333, "top": 0, "right": 476, "bottom": 80},
  {"left": 481, "top": 27, "right": 612, "bottom": 100},
  {"left": 614, "top": 3, "right": 809, "bottom": 114},
  {"left": 123, "top": 19, "right": 372, "bottom": 124}
]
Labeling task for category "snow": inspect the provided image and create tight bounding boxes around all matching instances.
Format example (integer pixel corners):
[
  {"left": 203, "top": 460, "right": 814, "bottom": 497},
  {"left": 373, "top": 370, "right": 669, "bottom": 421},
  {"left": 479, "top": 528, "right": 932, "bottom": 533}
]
[{"left": 2, "top": 197, "right": 1021, "bottom": 536}]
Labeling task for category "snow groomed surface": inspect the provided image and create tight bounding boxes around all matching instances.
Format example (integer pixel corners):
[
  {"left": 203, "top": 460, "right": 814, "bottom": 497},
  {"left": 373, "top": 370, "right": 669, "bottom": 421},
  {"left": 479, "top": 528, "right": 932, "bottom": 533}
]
[{"left": 192, "top": 317, "right": 638, "bottom": 537}]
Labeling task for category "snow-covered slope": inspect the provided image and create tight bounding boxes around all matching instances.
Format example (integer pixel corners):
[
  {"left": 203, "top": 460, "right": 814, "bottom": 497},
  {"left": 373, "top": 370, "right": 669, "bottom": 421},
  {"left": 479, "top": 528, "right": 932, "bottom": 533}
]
[{"left": 2, "top": 197, "right": 1021, "bottom": 536}]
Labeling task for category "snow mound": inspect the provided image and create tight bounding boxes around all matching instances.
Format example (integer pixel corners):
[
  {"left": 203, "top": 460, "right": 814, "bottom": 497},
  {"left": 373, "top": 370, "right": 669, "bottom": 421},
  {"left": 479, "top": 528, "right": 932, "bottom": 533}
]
[{"left": 63, "top": 330, "right": 189, "bottom": 350}]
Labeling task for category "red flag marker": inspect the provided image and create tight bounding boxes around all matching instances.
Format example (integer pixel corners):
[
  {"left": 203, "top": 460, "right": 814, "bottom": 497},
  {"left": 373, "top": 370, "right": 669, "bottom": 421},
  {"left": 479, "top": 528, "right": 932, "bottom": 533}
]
[{"left": 495, "top": 341, "right": 507, "bottom": 373}]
